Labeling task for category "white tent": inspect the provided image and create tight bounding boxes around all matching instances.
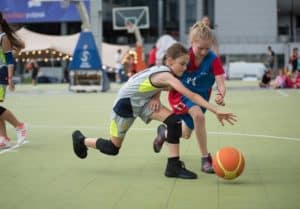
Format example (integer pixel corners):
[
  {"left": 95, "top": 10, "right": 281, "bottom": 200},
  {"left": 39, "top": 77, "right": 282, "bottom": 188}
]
[{"left": 16, "top": 28, "right": 130, "bottom": 68}]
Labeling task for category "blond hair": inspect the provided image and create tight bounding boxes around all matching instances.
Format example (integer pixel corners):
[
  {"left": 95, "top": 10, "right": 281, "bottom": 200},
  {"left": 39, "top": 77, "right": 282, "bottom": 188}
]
[{"left": 189, "top": 21, "right": 213, "bottom": 43}]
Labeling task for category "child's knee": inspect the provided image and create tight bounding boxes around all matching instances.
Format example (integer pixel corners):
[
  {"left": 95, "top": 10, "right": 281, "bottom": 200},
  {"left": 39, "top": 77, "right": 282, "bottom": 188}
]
[
  {"left": 192, "top": 112, "right": 205, "bottom": 124},
  {"left": 181, "top": 132, "right": 191, "bottom": 139},
  {"left": 96, "top": 138, "right": 120, "bottom": 156}
]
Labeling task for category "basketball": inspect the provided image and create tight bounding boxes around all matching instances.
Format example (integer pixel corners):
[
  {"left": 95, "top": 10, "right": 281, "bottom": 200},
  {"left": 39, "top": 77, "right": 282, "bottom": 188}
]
[{"left": 212, "top": 147, "right": 245, "bottom": 180}]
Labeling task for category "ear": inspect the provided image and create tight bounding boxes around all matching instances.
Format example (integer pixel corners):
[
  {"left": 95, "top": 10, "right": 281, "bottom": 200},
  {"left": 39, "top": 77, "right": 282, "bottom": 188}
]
[{"left": 165, "top": 57, "right": 173, "bottom": 66}]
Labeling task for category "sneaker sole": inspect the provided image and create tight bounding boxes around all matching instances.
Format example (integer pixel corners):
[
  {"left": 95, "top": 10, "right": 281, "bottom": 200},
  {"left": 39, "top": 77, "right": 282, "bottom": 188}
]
[
  {"left": 165, "top": 172, "right": 198, "bottom": 179},
  {"left": 72, "top": 131, "right": 87, "bottom": 159}
]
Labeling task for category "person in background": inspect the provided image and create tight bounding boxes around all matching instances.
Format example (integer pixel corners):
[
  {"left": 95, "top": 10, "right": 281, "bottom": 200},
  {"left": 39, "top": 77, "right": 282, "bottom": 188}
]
[
  {"left": 259, "top": 70, "right": 272, "bottom": 88},
  {"left": 266, "top": 46, "right": 275, "bottom": 74},
  {"left": 28, "top": 59, "right": 39, "bottom": 85},
  {"left": 270, "top": 69, "right": 286, "bottom": 89},
  {"left": 147, "top": 45, "right": 157, "bottom": 67},
  {"left": 115, "top": 48, "right": 123, "bottom": 83},
  {"left": 293, "top": 71, "right": 300, "bottom": 88},
  {"left": 289, "top": 47, "right": 299, "bottom": 74},
  {"left": 123, "top": 53, "right": 136, "bottom": 79},
  {"left": 0, "top": 12, "right": 27, "bottom": 148}
]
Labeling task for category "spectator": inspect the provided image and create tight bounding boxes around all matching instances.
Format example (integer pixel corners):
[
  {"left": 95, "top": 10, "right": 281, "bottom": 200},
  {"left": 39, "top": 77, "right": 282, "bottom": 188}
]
[
  {"left": 285, "top": 71, "right": 294, "bottom": 88},
  {"left": 115, "top": 49, "right": 123, "bottom": 83},
  {"left": 259, "top": 70, "right": 272, "bottom": 88},
  {"left": 266, "top": 46, "right": 275, "bottom": 72},
  {"left": 293, "top": 71, "right": 300, "bottom": 88},
  {"left": 123, "top": 53, "right": 136, "bottom": 79},
  {"left": 27, "top": 59, "right": 39, "bottom": 85},
  {"left": 289, "top": 47, "right": 299, "bottom": 74},
  {"left": 147, "top": 45, "right": 157, "bottom": 67},
  {"left": 63, "top": 62, "right": 70, "bottom": 83},
  {"left": 270, "top": 69, "right": 285, "bottom": 89}
]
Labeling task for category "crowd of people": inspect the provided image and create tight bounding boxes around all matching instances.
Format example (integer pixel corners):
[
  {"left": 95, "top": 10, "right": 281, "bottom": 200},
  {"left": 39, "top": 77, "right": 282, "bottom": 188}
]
[{"left": 260, "top": 46, "right": 300, "bottom": 89}]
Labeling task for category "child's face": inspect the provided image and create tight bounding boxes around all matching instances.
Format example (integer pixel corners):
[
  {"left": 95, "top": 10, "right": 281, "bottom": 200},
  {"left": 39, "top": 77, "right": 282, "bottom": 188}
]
[
  {"left": 167, "top": 54, "right": 190, "bottom": 77},
  {"left": 191, "top": 38, "right": 212, "bottom": 58}
]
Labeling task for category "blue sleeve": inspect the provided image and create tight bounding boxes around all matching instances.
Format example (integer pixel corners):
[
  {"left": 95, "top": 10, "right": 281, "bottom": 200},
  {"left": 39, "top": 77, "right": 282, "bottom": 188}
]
[{"left": 4, "top": 51, "right": 15, "bottom": 65}]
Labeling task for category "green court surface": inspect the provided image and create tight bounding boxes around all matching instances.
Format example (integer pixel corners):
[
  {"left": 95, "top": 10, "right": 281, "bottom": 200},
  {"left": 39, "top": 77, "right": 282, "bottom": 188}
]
[{"left": 1, "top": 81, "right": 300, "bottom": 209}]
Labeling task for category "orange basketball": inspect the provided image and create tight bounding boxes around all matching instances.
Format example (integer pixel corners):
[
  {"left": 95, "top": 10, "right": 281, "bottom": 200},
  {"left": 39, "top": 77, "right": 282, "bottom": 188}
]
[{"left": 212, "top": 147, "right": 245, "bottom": 180}]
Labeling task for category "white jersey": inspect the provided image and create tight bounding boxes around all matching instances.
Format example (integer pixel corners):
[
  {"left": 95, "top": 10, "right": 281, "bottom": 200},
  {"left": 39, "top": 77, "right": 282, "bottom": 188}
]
[{"left": 113, "top": 65, "right": 170, "bottom": 118}]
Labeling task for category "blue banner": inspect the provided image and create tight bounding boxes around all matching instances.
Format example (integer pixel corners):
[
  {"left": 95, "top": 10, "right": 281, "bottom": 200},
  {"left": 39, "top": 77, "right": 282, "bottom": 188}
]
[
  {"left": 69, "top": 31, "right": 102, "bottom": 71},
  {"left": 0, "top": 0, "right": 90, "bottom": 23}
]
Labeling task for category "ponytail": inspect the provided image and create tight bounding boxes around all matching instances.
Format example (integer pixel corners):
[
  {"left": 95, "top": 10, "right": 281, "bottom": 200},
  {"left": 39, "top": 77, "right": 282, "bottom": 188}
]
[
  {"left": 0, "top": 12, "right": 25, "bottom": 51},
  {"left": 189, "top": 21, "right": 213, "bottom": 43}
]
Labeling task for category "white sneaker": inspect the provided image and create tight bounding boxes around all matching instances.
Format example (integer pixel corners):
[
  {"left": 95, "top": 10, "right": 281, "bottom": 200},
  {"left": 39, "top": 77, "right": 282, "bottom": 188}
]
[
  {"left": 16, "top": 123, "right": 27, "bottom": 145},
  {"left": 0, "top": 136, "right": 12, "bottom": 149}
]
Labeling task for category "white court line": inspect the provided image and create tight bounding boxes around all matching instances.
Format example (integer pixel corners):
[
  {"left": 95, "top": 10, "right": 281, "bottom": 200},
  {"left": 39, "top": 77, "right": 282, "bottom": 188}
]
[
  {"left": 1, "top": 125, "right": 299, "bottom": 155},
  {"left": 276, "top": 90, "right": 288, "bottom": 97},
  {"left": 208, "top": 131, "right": 300, "bottom": 142},
  {"left": 0, "top": 141, "right": 29, "bottom": 155},
  {"left": 29, "top": 124, "right": 300, "bottom": 142}
]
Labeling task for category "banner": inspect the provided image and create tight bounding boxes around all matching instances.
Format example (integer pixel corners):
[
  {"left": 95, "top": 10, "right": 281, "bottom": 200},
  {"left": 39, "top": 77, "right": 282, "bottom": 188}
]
[
  {"left": 69, "top": 31, "right": 102, "bottom": 70},
  {"left": 0, "top": 0, "right": 90, "bottom": 23}
]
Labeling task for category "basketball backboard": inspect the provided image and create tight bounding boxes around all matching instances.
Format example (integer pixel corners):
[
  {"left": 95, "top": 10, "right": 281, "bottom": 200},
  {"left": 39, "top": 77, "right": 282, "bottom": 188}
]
[{"left": 112, "top": 6, "right": 149, "bottom": 30}]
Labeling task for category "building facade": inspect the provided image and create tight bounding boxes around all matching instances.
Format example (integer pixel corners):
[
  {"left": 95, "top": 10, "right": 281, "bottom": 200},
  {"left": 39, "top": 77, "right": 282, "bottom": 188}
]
[
  {"left": 95, "top": 0, "right": 300, "bottom": 68},
  {"left": 3, "top": 0, "right": 299, "bottom": 68}
]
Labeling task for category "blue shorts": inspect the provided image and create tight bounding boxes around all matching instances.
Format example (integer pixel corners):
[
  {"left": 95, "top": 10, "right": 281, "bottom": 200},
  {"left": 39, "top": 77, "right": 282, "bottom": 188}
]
[{"left": 178, "top": 96, "right": 208, "bottom": 130}]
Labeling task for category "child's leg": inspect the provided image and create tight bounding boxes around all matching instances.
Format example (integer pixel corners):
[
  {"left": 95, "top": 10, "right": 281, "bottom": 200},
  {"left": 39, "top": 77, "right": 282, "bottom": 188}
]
[
  {"left": 84, "top": 136, "right": 123, "bottom": 149},
  {"left": 181, "top": 119, "right": 193, "bottom": 139},
  {"left": 188, "top": 106, "right": 214, "bottom": 174},
  {"left": 72, "top": 131, "right": 122, "bottom": 159},
  {"left": 150, "top": 106, "right": 197, "bottom": 179},
  {"left": 72, "top": 113, "right": 134, "bottom": 158},
  {"left": 150, "top": 106, "right": 181, "bottom": 157},
  {"left": 0, "top": 108, "right": 23, "bottom": 128},
  {"left": 0, "top": 118, "right": 7, "bottom": 138},
  {"left": 188, "top": 106, "right": 208, "bottom": 156}
]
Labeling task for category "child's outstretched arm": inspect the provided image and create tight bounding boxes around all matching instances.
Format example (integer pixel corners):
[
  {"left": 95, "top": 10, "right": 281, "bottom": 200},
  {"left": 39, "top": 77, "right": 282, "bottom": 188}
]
[{"left": 165, "top": 73, "right": 237, "bottom": 126}]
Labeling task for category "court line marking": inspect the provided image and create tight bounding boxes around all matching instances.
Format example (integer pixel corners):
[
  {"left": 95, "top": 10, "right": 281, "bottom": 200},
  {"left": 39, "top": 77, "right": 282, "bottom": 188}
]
[
  {"left": 0, "top": 141, "right": 29, "bottom": 155},
  {"left": 276, "top": 90, "right": 288, "bottom": 97},
  {"left": 208, "top": 131, "right": 300, "bottom": 142},
  {"left": 27, "top": 124, "right": 300, "bottom": 142},
  {"left": 1, "top": 125, "right": 299, "bottom": 155}
]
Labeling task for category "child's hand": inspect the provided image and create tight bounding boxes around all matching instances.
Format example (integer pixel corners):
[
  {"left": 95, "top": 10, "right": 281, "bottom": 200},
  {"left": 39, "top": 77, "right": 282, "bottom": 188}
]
[
  {"left": 215, "top": 111, "right": 237, "bottom": 126},
  {"left": 215, "top": 93, "right": 225, "bottom": 106}
]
